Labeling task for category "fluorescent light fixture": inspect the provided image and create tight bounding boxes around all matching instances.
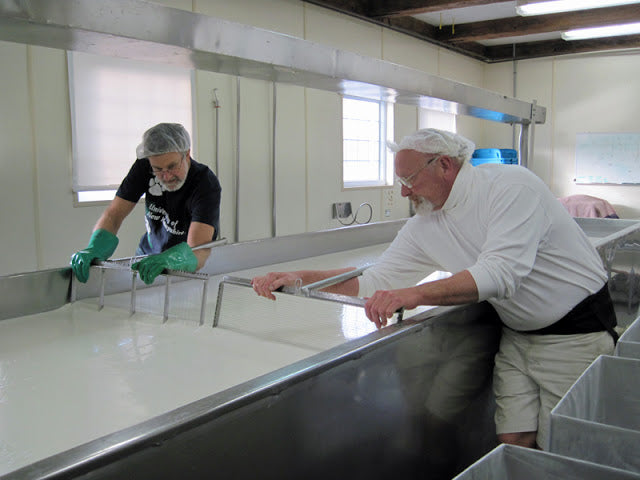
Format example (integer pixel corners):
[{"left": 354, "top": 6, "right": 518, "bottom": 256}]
[
  {"left": 562, "top": 22, "right": 640, "bottom": 40},
  {"left": 516, "top": 0, "right": 640, "bottom": 16}
]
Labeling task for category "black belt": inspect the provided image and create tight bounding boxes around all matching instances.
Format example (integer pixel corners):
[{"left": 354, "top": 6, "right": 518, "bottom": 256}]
[{"left": 521, "top": 282, "right": 618, "bottom": 343}]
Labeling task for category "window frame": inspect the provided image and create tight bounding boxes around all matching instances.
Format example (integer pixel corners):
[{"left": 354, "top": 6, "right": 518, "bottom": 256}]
[{"left": 341, "top": 96, "right": 394, "bottom": 189}]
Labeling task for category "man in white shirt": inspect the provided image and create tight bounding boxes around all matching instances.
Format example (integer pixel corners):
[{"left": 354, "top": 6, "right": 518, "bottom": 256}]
[{"left": 252, "top": 128, "right": 617, "bottom": 450}]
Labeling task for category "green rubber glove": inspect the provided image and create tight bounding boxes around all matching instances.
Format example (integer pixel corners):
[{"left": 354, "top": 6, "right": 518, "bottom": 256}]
[
  {"left": 70, "top": 229, "right": 119, "bottom": 283},
  {"left": 131, "top": 242, "right": 197, "bottom": 285}
]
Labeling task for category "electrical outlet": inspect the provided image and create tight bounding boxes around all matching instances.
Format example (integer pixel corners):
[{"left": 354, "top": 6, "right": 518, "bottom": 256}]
[{"left": 332, "top": 202, "right": 352, "bottom": 219}]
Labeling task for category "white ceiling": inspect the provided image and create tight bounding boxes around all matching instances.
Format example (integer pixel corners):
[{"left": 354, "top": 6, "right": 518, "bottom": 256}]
[{"left": 414, "top": 1, "right": 562, "bottom": 45}]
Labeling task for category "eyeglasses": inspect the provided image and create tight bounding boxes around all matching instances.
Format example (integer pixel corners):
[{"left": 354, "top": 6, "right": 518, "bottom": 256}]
[
  {"left": 150, "top": 154, "right": 186, "bottom": 175},
  {"left": 395, "top": 155, "right": 440, "bottom": 189}
]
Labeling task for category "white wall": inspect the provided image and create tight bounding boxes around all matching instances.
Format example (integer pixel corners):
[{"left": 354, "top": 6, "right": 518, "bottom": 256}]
[
  {"left": 485, "top": 51, "right": 640, "bottom": 219},
  {"left": 0, "top": 0, "right": 543, "bottom": 276}
]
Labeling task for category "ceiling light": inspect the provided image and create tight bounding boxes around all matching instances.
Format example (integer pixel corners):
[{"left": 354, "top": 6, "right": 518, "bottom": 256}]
[
  {"left": 562, "top": 22, "right": 640, "bottom": 40},
  {"left": 516, "top": 0, "right": 640, "bottom": 16}
]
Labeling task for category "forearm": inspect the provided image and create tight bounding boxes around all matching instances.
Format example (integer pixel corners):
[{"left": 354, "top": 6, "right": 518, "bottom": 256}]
[
  {"left": 415, "top": 270, "right": 479, "bottom": 306},
  {"left": 94, "top": 197, "right": 136, "bottom": 235},
  {"left": 94, "top": 210, "right": 123, "bottom": 234},
  {"left": 252, "top": 267, "right": 359, "bottom": 300},
  {"left": 192, "top": 248, "right": 210, "bottom": 270},
  {"left": 293, "top": 268, "right": 360, "bottom": 296},
  {"left": 364, "top": 270, "right": 479, "bottom": 329},
  {"left": 187, "top": 222, "right": 216, "bottom": 270}
]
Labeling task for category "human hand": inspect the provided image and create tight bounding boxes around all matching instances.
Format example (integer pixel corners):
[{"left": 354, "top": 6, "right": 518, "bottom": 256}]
[
  {"left": 70, "top": 229, "right": 119, "bottom": 283},
  {"left": 364, "top": 287, "right": 419, "bottom": 329},
  {"left": 132, "top": 242, "right": 197, "bottom": 285},
  {"left": 251, "top": 272, "right": 301, "bottom": 300},
  {"left": 70, "top": 250, "right": 100, "bottom": 284}
]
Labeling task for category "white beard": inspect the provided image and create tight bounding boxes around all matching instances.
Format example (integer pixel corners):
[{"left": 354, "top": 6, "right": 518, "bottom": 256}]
[
  {"left": 413, "top": 196, "right": 435, "bottom": 216},
  {"left": 159, "top": 175, "right": 187, "bottom": 192}
]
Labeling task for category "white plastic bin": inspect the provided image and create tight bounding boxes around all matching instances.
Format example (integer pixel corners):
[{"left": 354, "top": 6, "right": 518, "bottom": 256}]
[
  {"left": 453, "top": 444, "right": 640, "bottom": 479},
  {"left": 549, "top": 355, "right": 640, "bottom": 473},
  {"left": 616, "top": 316, "right": 640, "bottom": 359}
]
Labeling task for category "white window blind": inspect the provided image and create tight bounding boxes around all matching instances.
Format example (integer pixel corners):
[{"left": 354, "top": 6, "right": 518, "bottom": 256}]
[
  {"left": 68, "top": 51, "right": 194, "bottom": 194},
  {"left": 342, "top": 97, "right": 393, "bottom": 188}
]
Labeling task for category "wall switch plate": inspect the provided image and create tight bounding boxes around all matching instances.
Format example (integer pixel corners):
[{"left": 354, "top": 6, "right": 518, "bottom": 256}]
[{"left": 332, "top": 202, "right": 352, "bottom": 219}]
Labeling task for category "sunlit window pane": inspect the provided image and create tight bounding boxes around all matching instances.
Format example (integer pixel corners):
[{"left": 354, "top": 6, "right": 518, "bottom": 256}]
[{"left": 343, "top": 97, "right": 393, "bottom": 187}]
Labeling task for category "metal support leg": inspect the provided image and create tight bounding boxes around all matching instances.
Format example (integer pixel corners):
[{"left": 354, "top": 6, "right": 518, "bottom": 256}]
[
  {"left": 130, "top": 271, "right": 137, "bottom": 316},
  {"left": 70, "top": 273, "right": 77, "bottom": 303},
  {"left": 213, "top": 281, "right": 225, "bottom": 328},
  {"left": 200, "top": 278, "right": 209, "bottom": 326},
  {"left": 98, "top": 268, "right": 106, "bottom": 311},
  {"left": 94, "top": 259, "right": 209, "bottom": 324},
  {"left": 163, "top": 276, "right": 171, "bottom": 323}
]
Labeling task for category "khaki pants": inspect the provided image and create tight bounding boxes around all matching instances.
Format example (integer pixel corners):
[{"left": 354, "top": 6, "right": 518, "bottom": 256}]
[{"left": 493, "top": 327, "right": 614, "bottom": 449}]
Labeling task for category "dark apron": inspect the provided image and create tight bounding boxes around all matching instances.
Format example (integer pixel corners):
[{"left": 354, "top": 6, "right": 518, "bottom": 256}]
[{"left": 522, "top": 282, "right": 618, "bottom": 343}]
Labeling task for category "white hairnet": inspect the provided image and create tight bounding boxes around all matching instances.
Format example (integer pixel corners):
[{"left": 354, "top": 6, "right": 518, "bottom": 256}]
[
  {"left": 387, "top": 128, "right": 475, "bottom": 163},
  {"left": 136, "top": 123, "right": 191, "bottom": 159}
]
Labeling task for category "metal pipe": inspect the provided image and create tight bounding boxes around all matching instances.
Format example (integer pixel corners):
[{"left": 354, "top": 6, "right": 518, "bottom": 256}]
[
  {"left": 213, "top": 280, "right": 225, "bottom": 328},
  {"left": 512, "top": 43, "right": 517, "bottom": 149},
  {"left": 212, "top": 272, "right": 403, "bottom": 328},
  {"left": 235, "top": 76, "right": 241, "bottom": 243},
  {"left": 98, "top": 268, "right": 106, "bottom": 310},
  {"left": 301, "top": 265, "right": 370, "bottom": 295},
  {"left": 193, "top": 238, "right": 228, "bottom": 251},
  {"left": 212, "top": 88, "right": 220, "bottom": 176},
  {"left": 271, "top": 81, "right": 277, "bottom": 238},
  {"left": 519, "top": 123, "right": 530, "bottom": 168},
  {"left": 529, "top": 100, "right": 537, "bottom": 166},
  {"left": 70, "top": 273, "right": 77, "bottom": 303},
  {"left": 200, "top": 278, "right": 209, "bottom": 326},
  {"left": 108, "top": 238, "right": 227, "bottom": 264},
  {"left": 130, "top": 271, "right": 137, "bottom": 315},
  {"left": 163, "top": 276, "right": 170, "bottom": 323}
]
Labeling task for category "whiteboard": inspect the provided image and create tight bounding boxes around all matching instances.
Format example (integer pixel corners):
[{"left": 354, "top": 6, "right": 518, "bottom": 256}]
[{"left": 575, "top": 133, "right": 640, "bottom": 184}]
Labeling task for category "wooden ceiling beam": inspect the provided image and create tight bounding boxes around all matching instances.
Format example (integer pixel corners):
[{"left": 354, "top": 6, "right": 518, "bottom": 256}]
[
  {"left": 380, "top": 16, "right": 489, "bottom": 60},
  {"left": 302, "top": 0, "right": 369, "bottom": 16},
  {"left": 303, "top": 0, "right": 640, "bottom": 63},
  {"left": 367, "top": 0, "right": 512, "bottom": 18},
  {"left": 484, "top": 34, "right": 640, "bottom": 62}
]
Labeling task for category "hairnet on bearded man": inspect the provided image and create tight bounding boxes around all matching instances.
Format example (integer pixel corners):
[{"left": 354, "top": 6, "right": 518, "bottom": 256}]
[
  {"left": 136, "top": 123, "right": 191, "bottom": 159},
  {"left": 387, "top": 128, "right": 475, "bottom": 164}
]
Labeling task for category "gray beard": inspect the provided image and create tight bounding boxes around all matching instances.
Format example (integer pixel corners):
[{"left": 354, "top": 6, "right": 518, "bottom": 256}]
[
  {"left": 413, "top": 196, "right": 434, "bottom": 216},
  {"left": 160, "top": 176, "right": 187, "bottom": 192}
]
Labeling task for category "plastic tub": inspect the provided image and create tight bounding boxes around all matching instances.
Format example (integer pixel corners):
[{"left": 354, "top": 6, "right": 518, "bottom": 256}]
[
  {"left": 454, "top": 444, "right": 640, "bottom": 479},
  {"left": 549, "top": 355, "right": 640, "bottom": 473},
  {"left": 616, "top": 315, "right": 640, "bottom": 359}
]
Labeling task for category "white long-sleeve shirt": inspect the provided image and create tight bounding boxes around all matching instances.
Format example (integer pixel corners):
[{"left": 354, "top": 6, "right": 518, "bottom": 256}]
[{"left": 359, "top": 162, "right": 607, "bottom": 331}]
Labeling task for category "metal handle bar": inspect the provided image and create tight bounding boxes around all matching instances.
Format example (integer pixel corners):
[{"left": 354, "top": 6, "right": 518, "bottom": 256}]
[{"left": 212, "top": 268, "right": 403, "bottom": 327}]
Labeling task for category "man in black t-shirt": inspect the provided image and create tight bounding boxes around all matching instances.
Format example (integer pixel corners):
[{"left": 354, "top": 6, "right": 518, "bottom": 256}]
[{"left": 71, "top": 123, "right": 221, "bottom": 285}]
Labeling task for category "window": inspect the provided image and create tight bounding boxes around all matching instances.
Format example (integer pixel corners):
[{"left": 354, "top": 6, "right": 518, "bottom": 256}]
[
  {"left": 342, "top": 97, "right": 393, "bottom": 188},
  {"left": 68, "top": 51, "right": 194, "bottom": 203}
]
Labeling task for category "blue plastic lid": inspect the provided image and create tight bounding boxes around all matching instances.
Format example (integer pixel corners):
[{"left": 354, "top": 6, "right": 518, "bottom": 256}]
[
  {"left": 500, "top": 148, "right": 517, "bottom": 158},
  {"left": 471, "top": 158, "right": 502, "bottom": 166},
  {"left": 472, "top": 148, "right": 501, "bottom": 158}
]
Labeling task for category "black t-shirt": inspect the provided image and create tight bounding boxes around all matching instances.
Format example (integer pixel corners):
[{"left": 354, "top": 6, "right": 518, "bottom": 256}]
[{"left": 116, "top": 158, "right": 221, "bottom": 255}]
